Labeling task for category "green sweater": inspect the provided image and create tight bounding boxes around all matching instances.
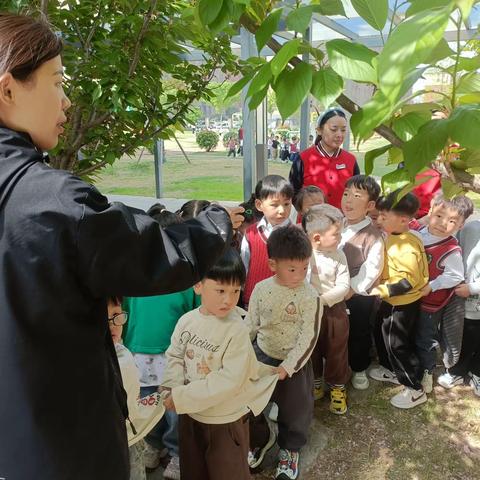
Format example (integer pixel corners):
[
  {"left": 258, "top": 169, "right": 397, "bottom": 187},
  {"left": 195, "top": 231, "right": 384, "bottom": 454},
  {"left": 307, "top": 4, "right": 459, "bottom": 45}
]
[{"left": 123, "top": 288, "right": 200, "bottom": 354}]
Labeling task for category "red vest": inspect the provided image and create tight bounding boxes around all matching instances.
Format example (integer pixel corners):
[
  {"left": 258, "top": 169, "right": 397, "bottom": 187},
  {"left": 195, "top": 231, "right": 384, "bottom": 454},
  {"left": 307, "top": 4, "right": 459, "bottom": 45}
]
[
  {"left": 242, "top": 224, "right": 273, "bottom": 307},
  {"left": 422, "top": 236, "right": 461, "bottom": 313},
  {"left": 301, "top": 145, "right": 356, "bottom": 209}
]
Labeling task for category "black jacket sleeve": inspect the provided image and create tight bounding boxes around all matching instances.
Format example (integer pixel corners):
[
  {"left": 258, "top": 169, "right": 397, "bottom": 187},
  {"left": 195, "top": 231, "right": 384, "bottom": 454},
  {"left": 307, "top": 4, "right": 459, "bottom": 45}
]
[
  {"left": 353, "top": 160, "right": 360, "bottom": 175},
  {"left": 76, "top": 186, "right": 232, "bottom": 298},
  {"left": 289, "top": 156, "right": 304, "bottom": 194},
  {"left": 386, "top": 279, "right": 413, "bottom": 297}
]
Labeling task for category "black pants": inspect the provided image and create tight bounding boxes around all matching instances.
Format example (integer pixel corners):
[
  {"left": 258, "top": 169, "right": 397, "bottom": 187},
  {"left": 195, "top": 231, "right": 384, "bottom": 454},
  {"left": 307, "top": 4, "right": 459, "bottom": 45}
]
[
  {"left": 250, "top": 345, "right": 314, "bottom": 451},
  {"left": 449, "top": 319, "right": 480, "bottom": 377},
  {"left": 374, "top": 300, "right": 423, "bottom": 390},
  {"left": 347, "top": 295, "right": 378, "bottom": 372},
  {"left": 179, "top": 414, "right": 251, "bottom": 480}
]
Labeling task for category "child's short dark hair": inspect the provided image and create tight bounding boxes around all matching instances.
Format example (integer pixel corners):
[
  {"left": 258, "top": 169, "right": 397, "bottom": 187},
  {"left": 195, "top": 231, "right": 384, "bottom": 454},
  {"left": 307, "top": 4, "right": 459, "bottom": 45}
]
[
  {"left": 345, "top": 175, "right": 381, "bottom": 202},
  {"left": 147, "top": 203, "right": 183, "bottom": 227},
  {"left": 204, "top": 248, "right": 246, "bottom": 286},
  {"left": 240, "top": 194, "right": 263, "bottom": 224},
  {"left": 294, "top": 185, "right": 325, "bottom": 212},
  {"left": 255, "top": 175, "right": 294, "bottom": 201},
  {"left": 431, "top": 194, "right": 474, "bottom": 221},
  {"left": 375, "top": 196, "right": 387, "bottom": 211},
  {"left": 177, "top": 200, "right": 211, "bottom": 220},
  {"left": 302, "top": 204, "right": 344, "bottom": 235},
  {"left": 382, "top": 190, "right": 419, "bottom": 217},
  {"left": 267, "top": 226, "right": 312, "bottom": 261}
]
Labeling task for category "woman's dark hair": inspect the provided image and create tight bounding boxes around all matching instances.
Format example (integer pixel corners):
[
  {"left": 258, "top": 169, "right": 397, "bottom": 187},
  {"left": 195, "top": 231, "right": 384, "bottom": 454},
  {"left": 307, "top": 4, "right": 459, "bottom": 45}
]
[
  {"left": 293, "top": 185, "right": 325, "bottom": 212},
  {"left": 267, "top": 226, "right": 312, "bottom": 261},
  {"left": 205, "top": 248, "right": 246, "bottom": 286},
  {"left": 315, "top": 109, "right": 346, "bottom": 146},
  {"left": 239, "top": 194, "right": 263, "bottom": 224},
  {"left": 382, "top": 190, "right": 420, "bottom": 217},
  {"left": 345, "top": 175, "right": 381, "bottom": 202},
  {"left": 147, "top": 203, "right": 183, "bottom": 227},
  {"left": 255, "top": 175, "right": 294, "bottom": 201},
  {"left": 0, "top": 13, "right": 63, "bottom": 81},
  {"left": 176, "top": 200, "right": 211, "bottom": 220}
]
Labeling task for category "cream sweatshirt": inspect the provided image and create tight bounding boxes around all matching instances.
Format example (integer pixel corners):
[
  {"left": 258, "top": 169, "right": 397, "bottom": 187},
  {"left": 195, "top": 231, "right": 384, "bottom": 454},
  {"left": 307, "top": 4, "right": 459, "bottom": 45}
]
[{"left": 161, "top": 307, "right": 278, "bottom": 424}]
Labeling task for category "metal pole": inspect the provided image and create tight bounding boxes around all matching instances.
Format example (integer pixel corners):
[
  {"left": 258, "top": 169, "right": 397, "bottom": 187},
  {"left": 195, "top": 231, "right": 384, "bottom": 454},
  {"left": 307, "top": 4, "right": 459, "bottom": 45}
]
[
  {"left": 153, "top": 139, "right": 164, "bottom": 199},
  {"left": 255, "top": 96, "right": 268, "bottom": 184},
  {"left": 300, "top": 27, "right": 311, "bottom": 152}
]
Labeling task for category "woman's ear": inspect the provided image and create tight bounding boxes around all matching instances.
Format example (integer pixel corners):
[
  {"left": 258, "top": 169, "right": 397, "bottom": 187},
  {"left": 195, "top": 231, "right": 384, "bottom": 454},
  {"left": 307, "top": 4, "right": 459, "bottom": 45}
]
[{"left": 0, "top": 73, "right": 15, "bottom": 107}]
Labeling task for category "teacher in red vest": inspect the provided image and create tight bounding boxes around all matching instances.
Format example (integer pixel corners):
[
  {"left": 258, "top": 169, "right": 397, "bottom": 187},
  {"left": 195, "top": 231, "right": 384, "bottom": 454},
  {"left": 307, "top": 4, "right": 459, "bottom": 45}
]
[{"left": 289, "top": 109, "right": 359, "bottom": 209}]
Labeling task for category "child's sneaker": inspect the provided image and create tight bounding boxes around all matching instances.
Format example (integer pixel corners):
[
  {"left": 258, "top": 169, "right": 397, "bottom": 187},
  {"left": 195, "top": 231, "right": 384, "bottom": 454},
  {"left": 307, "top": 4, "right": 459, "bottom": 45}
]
[
  {"left": 144, "top": 443, "right": 167, "bottom": 471},
  {"left": 352, "top": 370, "right": 369, "bottom": 390},
  {"left": 390, "top": 387, "right": 427, "bottom": 409},
  {"left": 470, "top": 373, "right": 480, "bottom": 397},
  {"left": 421, "top": 370, "right": 433, "bottom": 394},
  {"left": 275, "top": 449, "right": 300, "bottom": 480},
  {"left": 163, "top": 455, "right": 181, "bottom": 480},
  {"left": 437, "top": 372, "right": 464, "bottom": 389},
  {"left": 248, "top": 418, "right": 276, "bottom": 469},
  {"left": 369, "top": 365, "right": 400, "bottom": 385},
  {"left": 314, "top": 378, "right": 324, "bottom": 400},
  {"left": 268, "top": 402, "right": 279, "bottom": 422},
  {"left": 329, "top": 386, "right": 347, "bottom": 415}
]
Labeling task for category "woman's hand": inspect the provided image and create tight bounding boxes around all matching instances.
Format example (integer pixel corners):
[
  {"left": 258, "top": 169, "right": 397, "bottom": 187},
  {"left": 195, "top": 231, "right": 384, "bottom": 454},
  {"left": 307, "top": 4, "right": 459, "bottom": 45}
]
[
  {"left": 455, "top": 283, "right": 471, "bottom": 298},
  {"left": 226, "top": 206, "right": 245, "bottom": 230},
  {"left": 163, "top": 393, "right": 176, "bottom": 412}
]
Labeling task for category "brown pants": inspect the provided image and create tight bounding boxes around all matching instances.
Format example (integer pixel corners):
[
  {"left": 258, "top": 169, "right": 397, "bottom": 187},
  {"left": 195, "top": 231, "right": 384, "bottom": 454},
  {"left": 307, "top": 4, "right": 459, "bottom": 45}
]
[
  {"left": 179, "top": 414, "right": 251, "bottom": 480},
  {"left": 311, "top": 302, "right": 351, "bottom": 385}
]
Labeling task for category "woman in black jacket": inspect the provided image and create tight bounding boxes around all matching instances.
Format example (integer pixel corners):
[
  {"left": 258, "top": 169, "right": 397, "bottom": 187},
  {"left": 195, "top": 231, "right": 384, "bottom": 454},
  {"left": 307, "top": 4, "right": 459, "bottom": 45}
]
[{"left": 0, "top": 13, "right": 233, "bottom": 480}]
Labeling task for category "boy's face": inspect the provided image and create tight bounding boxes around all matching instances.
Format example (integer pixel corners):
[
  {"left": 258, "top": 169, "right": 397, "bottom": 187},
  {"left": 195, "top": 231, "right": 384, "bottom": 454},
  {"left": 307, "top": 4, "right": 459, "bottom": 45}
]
[
  {"left": 311, "top": 223, "right": 342, "bottom": 252},
  {"left": 381, "top": 210, "right": 410, "bottom": 234},
  {"left": 301, "top": 193, "right": 325, "bottom": 215},
  {"left": 268, "top": 258, "right": 310, "bottom": 289},
  {"left": 194, "top": 279, "right": 241, "bottom": 318},
  {"left": 428, "top": 204, "right": 464, "bottom": 237},
  {"left": 107, "top": 300, "right": 124, "bottom": 344},
  {"left": 341, "top": 186, "right": 375, "bottom": 224},
  {"left": 256, "top": 194, "right": 292, "bottom": 226},
  {"left": 368, "top": 208, "right": 384, "bottom": 229}
]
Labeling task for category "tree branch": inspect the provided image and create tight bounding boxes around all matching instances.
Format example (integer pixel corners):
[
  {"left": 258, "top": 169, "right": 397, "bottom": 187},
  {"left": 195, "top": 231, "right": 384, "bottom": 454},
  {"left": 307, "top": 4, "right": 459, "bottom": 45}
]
[{"left": 40, "top": 0, "right": 49, "bottom": 16}]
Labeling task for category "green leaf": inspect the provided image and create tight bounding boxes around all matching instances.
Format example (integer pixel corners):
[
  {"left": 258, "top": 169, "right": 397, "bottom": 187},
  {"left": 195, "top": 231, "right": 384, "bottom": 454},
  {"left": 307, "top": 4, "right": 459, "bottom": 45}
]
[
  {"left": 310, "top": 67, "right": 343, "bottom": 108},
  {"left": 455, "top": 0, "right": 475, "bottom": 19},
  {"left": 424, "top": 38, "right": 454, "bottom": 64},
  {"left": 286, "top": 6, "right": 313, "bottom": 34},
  {"left": 92, "top": 84, "right": 102, "bottom": 102},
  {"left": 381, "top": 168, "right": 412, "bottom": 194},
  {"left": 270, "top": 38, "right": 301, "bottom": 78},
  {"left": 457, "top": 55, "right": 480, "bottom": 72},
  {"left": 198, "top": 0, "right": 223, "bottom": 26},
  {"left": 351, "top": 0, "right": 388, "bottom": 31},
  {"left": 448, "top": 104, "right": 480, "bottom": 149},
  {"left": 403, "top": 119, "right": 449, "bottom": 173},
  {"left": 458, "top": 93, "right": 480, "bottom": 104},
  {"left": 274, "top": 62, "right": 313, "bottom": 119},
  {"left": 365, "top": 144, "right": 391, "bottom": 175},
  {"left": 402, "top": 102, "right": 442, "bottom": 114},
  {"left": 457, "top": 72, "right": 480, "bottom": 94},
  {"left": 388, "top": 147, "right": 404, "bottom": 166},
  {"left": 248, "top": 85, "right": 269, "bottom": 110},
  {"left": 225, "top": 73, "right": 253, "bottom": 99},
  {"left": 311, "top": 0, "right": 346, "bottom": 16},
  {"left": 441, "top": 178, "right": 465, "bottom": 198},
  {"left": 255, "top": 9, "right": 283, "bottom": 52},
  {"left": 392, "top": 112, "right": 430, "bottom": 141},
  {"left": 247, "top": 63, "right": 273, "bottom": 98},
  {"left": 396, "top": 68, "right": 428, "bottom": 104},
  {"left": 377, "top": 7, "right": 451, "bottom": 100},
  {"left": 326, "top": 39, "right": 377, "bottom": 83},
  {"left": 406, "top": 0, "right": 452, "bottom": 16}
]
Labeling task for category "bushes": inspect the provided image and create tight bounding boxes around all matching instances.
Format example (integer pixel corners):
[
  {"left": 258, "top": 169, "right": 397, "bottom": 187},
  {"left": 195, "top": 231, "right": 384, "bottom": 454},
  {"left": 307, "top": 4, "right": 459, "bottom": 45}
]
[{"left": 196, "top": 130, "right": 219, "bottom": 152}]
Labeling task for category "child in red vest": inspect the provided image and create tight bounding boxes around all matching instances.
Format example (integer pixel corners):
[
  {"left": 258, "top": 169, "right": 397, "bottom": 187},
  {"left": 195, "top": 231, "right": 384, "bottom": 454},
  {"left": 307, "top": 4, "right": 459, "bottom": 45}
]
[
  {"left": 415, "top": 195, "right": 474, "bottom": 393},
  {"left": 240, "top": 175, "right": 293, "bottom": 307}
]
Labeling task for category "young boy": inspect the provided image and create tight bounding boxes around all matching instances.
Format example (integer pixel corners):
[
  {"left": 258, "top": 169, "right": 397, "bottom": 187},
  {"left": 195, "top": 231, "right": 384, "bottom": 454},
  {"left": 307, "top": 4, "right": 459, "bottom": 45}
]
[
  {"left": 438, "top": 220, "right": 480, "bottom": 396},
  {"left": 339, "top": 175, "right": 384, "bottom": 390},
  {"left": 369, "top": 191, "right": 430, "bottom": 409},
  {"left": 160, "top": 249, "right": 278, "bottom": 480},
  {"left": 304, "top": 205, "right": 350, "bottom": 414},
  {"left": 241, "top": 174, "right": 294, "bottom": 307},
  {"left": 415, "top": 195, "right": 474, "bottom": 393},
  {"left": 247, "top": 226, "right": 323, "bottom": 480}
]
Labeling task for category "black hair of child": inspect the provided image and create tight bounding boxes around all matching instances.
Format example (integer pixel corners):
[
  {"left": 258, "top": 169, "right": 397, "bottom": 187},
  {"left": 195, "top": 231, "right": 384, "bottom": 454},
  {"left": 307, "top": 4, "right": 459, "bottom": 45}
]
[
  {"left": 176, "top": 199, "right": 211, "bottom": 220},
  {"left": 267, "top": 226, "right": 312, "bottom": 261},
  {"left": 293, "top": 185, "right": 325, "bottom": 212},
  {"left": 147, "top": 203, "right": 183, "bottom": 227},
  {"left": 345, "top": 175, "right": 381, "bottom": 202},
  {"left": 240, "top": 194, "right": 263, "bottom": 223},
  {"left": 375, "top": 196, "right": 388, "bottom": 211},
  {"left": 315, "top": 109, "right": 346, "bottom": 146},
  {"left": 205, "top": 248, "right": 246, "bottom": 286},
  {"left": 382, "top": 190, "right": 420, "bottom": 217},
  {"left": 255, "top": 175, "right": 294, "bottom": 201}
]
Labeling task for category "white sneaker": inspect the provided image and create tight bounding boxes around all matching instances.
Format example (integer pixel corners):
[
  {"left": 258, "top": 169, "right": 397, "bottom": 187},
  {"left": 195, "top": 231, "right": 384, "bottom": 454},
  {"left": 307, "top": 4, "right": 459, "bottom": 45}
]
[
  {"left": 421, "top": 370, "right": 433, "bottom": 394},
  {"left": 390, "top": 387, "right": 427, "bottom": 409},
  {"left": 248, "top": 419, "right": 276, "bottom": 469},
  {"left": 352, "top": 370, "right": 370, "bottom": 390},
  {"left": 163, "top": 455, "right": 180, "bottom": 480},
  {"left": 437, "top": 372, "right": 464, "bottom": 389},
  {"left": 470, "top": 373, "right": 480, "bottom": 397},
  {"left": 143, "top": 443, "right": 167, "bottom": 471},
  {"left": 369, "top": 365, "right": 400, "bottom": 385},
  {"left": 268, "top": 402, "right": 279, "bottom": 422}
]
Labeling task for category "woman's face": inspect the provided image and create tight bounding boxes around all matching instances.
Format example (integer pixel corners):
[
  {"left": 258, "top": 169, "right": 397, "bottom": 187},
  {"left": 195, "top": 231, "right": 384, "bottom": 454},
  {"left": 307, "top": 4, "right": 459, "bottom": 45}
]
[
  {"left": 0, "top": 55, "right": 71, "bottom": 150},
  {"left": 316, "top": 115, "right": 347, "bottom": 151}
]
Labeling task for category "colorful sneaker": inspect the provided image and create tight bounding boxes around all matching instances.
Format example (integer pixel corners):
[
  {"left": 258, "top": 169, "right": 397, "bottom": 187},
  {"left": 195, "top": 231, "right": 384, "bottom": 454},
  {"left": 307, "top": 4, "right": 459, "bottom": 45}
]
[
  {"left": 438, "top": 372, "right": 464, "bottom": 389},
  {"left": 314, "top": 378, "right": 324, "bottom": 400},
  {"left": 470, "top": 373, "right": 480, "bottom": 397},
  {"left": 268, "top": 402, "right": 279, "bottom": 422},
  {"left": 352, "top": 370, "right": 370, "bottom": 390},
  {"left": 275, "top": 449, "right": 300, "bottom": 480},
  {"left": 421, "top": 370, "right": 433, "bottom": 394},
  {"left": 163, "top": 455, "right": 181, "bottom": 480},
  {"left": 247, "top": 418, "right": 276, "bottom": 469},
  {"left": 144, "top": 443, "right": 167, "bottom": 471},
  {"left": 369, "top": 365, "right": 400, "bottom": 385},
  {"left": 329, "top": 386, "right": 347, "bottom": 415},
  {"left": 390, "top": 387, "right": 427, "bottom": 409}
]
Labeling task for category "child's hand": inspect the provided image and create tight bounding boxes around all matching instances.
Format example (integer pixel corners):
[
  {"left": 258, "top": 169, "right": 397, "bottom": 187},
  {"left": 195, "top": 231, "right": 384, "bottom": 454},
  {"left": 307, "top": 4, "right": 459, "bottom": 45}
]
[
  {"left": 455, "top": 283, "right": 471, "bottom": 298},
  {"left": 275, "top": 366, "right": 289, "bottom": 380},
  {"left": 369, "top": 287, "right": 380, "bottom": 297},
  {"left": 421, "top": 284, "right": 432, "bottom": 297},
  {"left": 158, "top": 386, "right": 171, "bottom": 393},
  {"left": 345, "top": 288, "right": 355, "bottom": 301},
  {"left": 226, "top": 206, "right": 245, "bottom": 230},
  {"left": 163, "top": 393, "right": 176, "bottom": 412}
]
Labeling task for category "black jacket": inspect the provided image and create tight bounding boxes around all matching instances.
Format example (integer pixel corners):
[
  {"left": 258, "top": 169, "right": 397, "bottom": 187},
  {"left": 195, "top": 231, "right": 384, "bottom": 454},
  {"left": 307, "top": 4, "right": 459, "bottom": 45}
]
[{"left": 0, "top": 128, "right": 231, "bottom": 479}]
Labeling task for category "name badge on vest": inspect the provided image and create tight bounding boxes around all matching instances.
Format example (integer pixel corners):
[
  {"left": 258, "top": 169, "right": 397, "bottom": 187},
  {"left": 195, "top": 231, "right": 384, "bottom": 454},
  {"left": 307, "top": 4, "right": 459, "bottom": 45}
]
[{"left": 336, "top": 163, "right": 346, "bottom": 170}]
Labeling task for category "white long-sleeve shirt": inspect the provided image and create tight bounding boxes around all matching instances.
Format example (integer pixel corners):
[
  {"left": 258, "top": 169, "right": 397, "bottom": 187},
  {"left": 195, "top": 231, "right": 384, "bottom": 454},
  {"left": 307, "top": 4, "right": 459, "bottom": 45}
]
[{"left": 339, "top": 217, "right": 384, "bottom": 295}]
